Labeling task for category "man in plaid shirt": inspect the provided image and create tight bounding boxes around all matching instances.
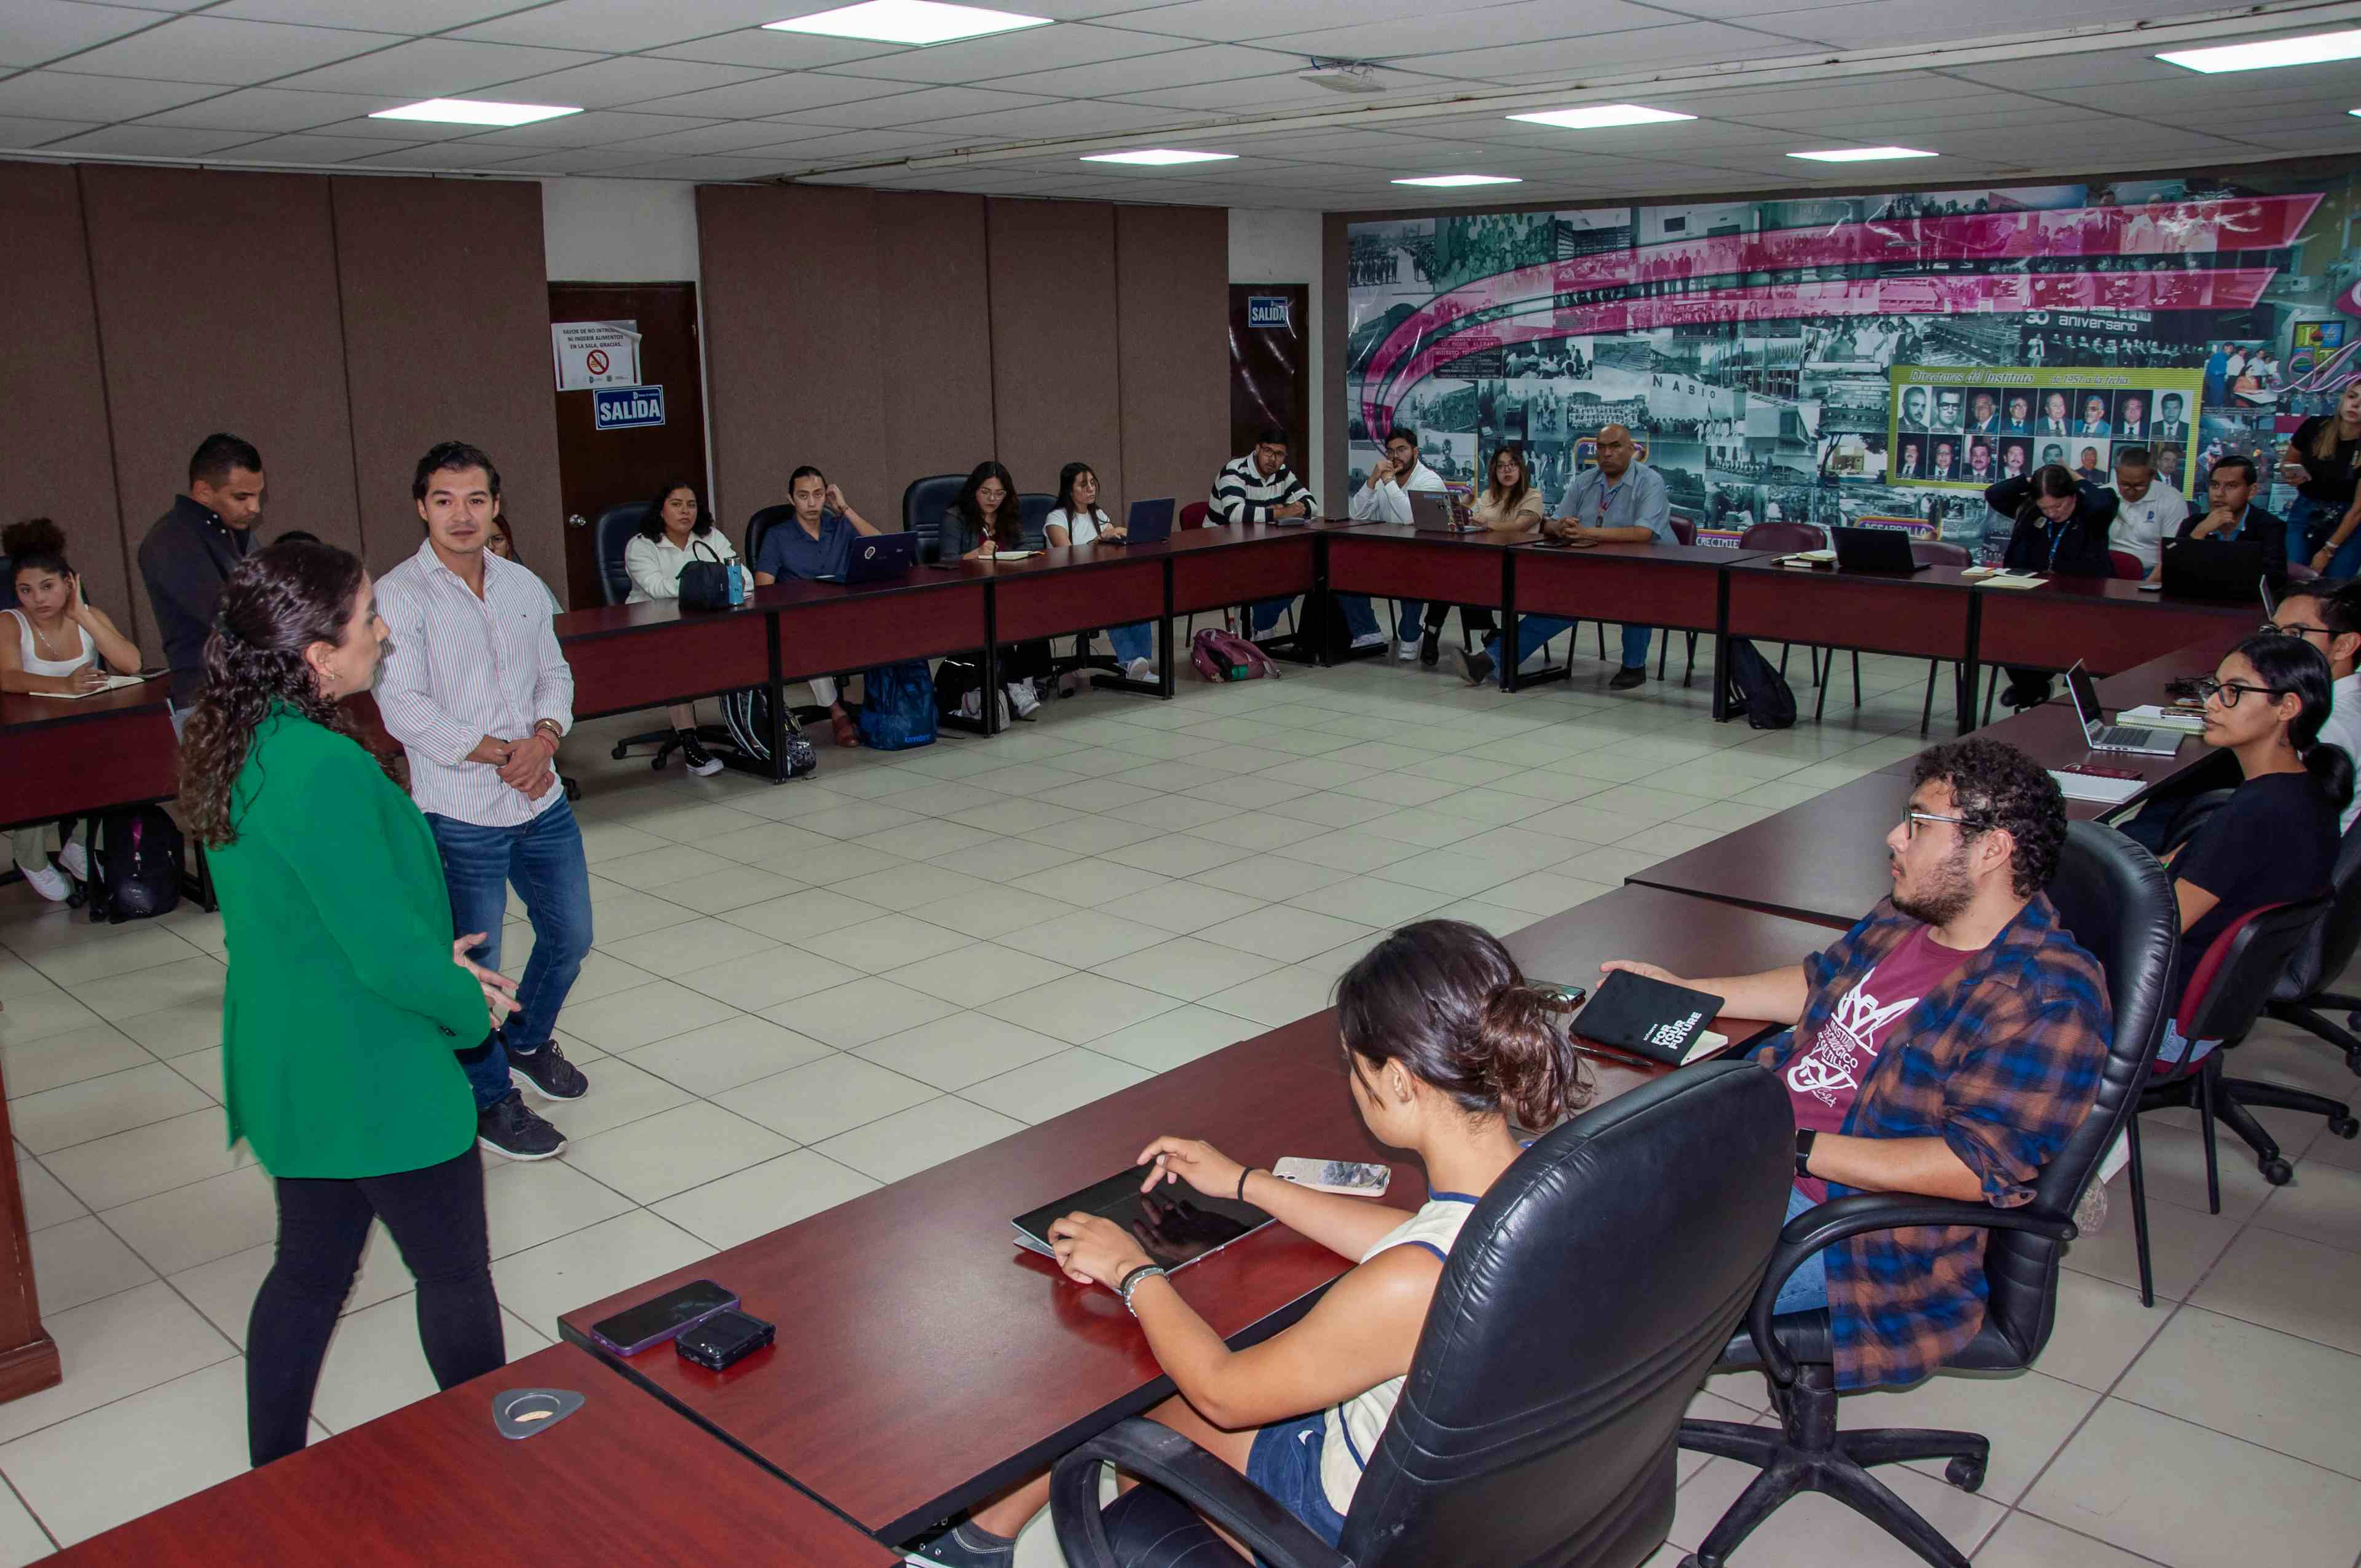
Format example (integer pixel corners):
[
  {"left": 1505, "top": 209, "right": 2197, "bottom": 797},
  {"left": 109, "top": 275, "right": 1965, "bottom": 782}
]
[{"left": 1606, "top": 737, "right": 2111, "bottom": 1388}]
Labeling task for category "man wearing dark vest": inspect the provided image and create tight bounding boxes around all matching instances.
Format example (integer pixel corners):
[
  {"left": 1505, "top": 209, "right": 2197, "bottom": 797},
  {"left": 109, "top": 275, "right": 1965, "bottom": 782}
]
[{"left": 138, "top": 433, "right": 266, "bottom": 734}]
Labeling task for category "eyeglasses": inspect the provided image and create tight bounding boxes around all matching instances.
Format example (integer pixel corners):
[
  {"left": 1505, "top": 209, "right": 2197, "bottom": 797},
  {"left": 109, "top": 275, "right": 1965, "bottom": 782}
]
[
  {"left": 1899, "top": 809, "right": 1980, "bottom": 840},
  {"left": 2263, "top": 619, "right": 2333, "bottom": 640},
  {"left": 2191, "top": 677, "right": 2287, "bottom": 708}
]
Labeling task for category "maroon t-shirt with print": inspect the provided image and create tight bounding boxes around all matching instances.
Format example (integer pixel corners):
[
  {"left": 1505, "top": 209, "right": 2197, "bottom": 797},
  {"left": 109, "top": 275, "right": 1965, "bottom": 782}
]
[{"left": 1785, "top": 925, "right": 1975, "bottom": 1201}]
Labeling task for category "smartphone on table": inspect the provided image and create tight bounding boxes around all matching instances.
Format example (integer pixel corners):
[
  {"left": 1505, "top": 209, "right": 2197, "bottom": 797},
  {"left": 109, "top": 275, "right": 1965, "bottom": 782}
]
[
  {"left": 1273, "top": 1158, "right": 1393, "bottom": 1197},
  {"left": 587, "top": 1279, "right": 739, "bottom": 1356}
]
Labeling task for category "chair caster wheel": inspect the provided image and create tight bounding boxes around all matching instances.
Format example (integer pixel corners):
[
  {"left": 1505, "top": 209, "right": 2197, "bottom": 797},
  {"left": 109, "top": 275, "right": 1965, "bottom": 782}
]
[
  {"left": 651, "top": 756, "right": 666, "bottom": 772},
  {"left": 1945, "top": 1456, "right": 1986, "bottom": 1492},
  {"left": 2261, "top": 1157, "right": 2295, "bottom": 1186},
  {"left": 611, "top": 743, "right": 628, "bottom": 760},
  {"left": 2329, "top": 1114, "right": 2359, "bottom": 1140}
]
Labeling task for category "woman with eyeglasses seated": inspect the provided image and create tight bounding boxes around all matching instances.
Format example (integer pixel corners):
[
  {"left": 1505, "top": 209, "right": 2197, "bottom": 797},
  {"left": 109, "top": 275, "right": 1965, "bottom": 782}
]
[
  {"left": 938, "top": 462, "right": 1052, "bottom": 724},
  {"left": 905, "top": 921, "right": 1592, "bottom": 1568},
  {"left": 2155, "top": 633, "right": 2352, "bottom": 1071}
]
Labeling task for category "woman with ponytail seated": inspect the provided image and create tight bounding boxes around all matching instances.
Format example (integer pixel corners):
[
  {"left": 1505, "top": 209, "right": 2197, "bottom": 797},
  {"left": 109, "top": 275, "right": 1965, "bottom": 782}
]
[
  {"left": 907, "top": 921, "right": 1591, "bottom": 1568},
  {"left": 2157, "top": 633, "right": 2354, "bottom": 1070}
]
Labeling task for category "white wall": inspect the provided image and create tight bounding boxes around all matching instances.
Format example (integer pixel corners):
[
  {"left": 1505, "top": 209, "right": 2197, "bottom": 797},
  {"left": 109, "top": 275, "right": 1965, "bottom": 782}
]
[
  {"left": 1228, "top": 207, "right": 1325, "bottom": 493},
  {"left": 539, "top": 177, "right": 700, "bottom": 282}
]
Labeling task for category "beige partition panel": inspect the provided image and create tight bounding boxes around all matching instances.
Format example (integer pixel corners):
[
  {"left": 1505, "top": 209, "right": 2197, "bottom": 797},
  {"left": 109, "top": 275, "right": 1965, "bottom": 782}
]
[
  {"left": 1116, "top": 204, "right": 1230, "bottom": 518},
  {"left": 81, "top": 165, "right": 362, "bottom": 631},
  {"left": 876, "top": 191, "right": 995, "bottom": 520},
  {"left": 0, "top": 165, "right": 133, "bottom": 641},
  {"left": 332, "top": 177, "right": 565, "bottom": 584},
  {"left": 986, "top": 198, "right": 1122, "bottom": 507}
]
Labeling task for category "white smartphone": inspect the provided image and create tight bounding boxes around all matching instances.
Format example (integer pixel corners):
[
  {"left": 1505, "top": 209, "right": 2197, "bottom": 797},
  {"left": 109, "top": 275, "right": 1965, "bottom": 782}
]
[
  {"left": 2137, "top": 582, "right": 2163, "bottom": 592},
  {"left": 1273, "top": 1157, "right": 1391, "bottom": 1197}
]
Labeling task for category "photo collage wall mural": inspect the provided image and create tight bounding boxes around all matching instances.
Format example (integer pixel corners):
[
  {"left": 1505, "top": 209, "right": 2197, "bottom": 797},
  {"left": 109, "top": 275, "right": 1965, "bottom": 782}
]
[{"left": 1346, "top": 172, "right": 2361, "bottom": 560}]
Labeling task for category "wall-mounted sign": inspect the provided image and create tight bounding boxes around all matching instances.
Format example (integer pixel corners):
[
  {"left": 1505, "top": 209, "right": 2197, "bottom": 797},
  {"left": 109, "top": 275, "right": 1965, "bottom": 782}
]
[
  {"left": 1247, "top": 294, "right": 1292, "bottom": 329},
  {"left": 552, "top": 320, "right": 640, "bottom": 390},
  {"left": 592, "top": 384, "right": 665, "bottom": 430}
]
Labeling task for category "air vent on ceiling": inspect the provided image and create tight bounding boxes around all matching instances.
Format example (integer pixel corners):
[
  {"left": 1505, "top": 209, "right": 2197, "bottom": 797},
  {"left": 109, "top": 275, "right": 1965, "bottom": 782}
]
[{"left": 1299, "top": 58, "right": 1385, "bottom": 94}]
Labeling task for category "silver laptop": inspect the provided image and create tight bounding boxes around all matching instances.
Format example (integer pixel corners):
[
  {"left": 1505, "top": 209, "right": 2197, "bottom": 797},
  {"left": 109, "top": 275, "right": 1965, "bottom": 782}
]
[{"left": 2064, "top": 660, "right": 2179, "bottom": 756}]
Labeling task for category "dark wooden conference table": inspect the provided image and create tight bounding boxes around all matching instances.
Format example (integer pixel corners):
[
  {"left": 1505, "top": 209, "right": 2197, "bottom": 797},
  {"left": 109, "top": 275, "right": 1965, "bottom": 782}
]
[
  {"left": 50, "top": 1344, "right": 893, "bottom": 1567},
  {"left": 556, "top": 882, "right": 1834, "bottom": 1548}
]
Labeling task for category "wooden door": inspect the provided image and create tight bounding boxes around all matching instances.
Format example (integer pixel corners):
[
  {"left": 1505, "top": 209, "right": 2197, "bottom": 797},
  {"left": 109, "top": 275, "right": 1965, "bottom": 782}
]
[
  {"left": 1230, "top": 283, "right": 1308, "bottom": 463},
  {"left": 548, "top": 282, "right": 709, "bottom": 609}
]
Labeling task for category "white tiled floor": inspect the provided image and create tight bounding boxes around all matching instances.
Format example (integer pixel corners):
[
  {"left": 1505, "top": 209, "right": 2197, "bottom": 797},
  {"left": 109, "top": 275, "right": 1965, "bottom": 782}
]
[{"left": 2, "top": 628, "right": 2359, "bottom": 1566}]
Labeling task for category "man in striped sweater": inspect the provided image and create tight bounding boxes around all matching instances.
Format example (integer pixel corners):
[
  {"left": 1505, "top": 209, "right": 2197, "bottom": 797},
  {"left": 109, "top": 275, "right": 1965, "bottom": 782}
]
[{"left": 1208, "top": 427, "right": 1383, "bottom": 646}]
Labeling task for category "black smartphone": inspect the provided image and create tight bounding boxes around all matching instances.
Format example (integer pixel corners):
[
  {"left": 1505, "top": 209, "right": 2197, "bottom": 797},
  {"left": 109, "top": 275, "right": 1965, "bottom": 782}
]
[
  {"left": 587, "top": 1279, "right": 738, "bottom": 1356},
  {"left": 676, "top": 1308, "right": 775, "bottom": 1371}
]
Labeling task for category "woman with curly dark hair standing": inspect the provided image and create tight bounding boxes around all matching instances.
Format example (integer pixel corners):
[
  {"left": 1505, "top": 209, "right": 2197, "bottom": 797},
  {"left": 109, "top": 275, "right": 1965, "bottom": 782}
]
[{"left": 178, "top": 539, "right": 518, "bottom": 1467}]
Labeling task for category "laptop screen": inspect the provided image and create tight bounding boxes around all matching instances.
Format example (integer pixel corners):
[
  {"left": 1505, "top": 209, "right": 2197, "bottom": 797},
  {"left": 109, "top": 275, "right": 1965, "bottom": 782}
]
[{"left": 2062, "top": 660, "right": 2104, "bottom": 738}]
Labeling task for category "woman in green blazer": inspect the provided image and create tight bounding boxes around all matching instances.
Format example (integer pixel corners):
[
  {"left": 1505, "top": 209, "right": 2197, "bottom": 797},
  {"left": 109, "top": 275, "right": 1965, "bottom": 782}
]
[{"left": 178, "top": 540, "right": 519, "bottom": 1468}]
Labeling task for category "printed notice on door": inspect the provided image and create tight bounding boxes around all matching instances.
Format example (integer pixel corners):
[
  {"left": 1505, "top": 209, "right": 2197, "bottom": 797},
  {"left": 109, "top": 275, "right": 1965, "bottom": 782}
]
[{"left": 552, "top": 321, "right": 641, "bottom": 390}]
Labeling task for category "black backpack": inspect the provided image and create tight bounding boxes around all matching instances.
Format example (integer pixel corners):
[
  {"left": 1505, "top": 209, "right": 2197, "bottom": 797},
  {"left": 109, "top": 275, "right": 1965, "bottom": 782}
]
[
  {"left": 716, "top": 688, "right": 818, "bottom": 779},
  {"left": 1722, "top": 637, "right": 1797, "bottom": 731},
  {"left": 86, "top": 806, "right": 183, "bottom": 924}
]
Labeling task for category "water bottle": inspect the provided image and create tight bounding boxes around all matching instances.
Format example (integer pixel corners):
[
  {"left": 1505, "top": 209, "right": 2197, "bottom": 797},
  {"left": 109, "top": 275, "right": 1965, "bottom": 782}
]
[{"left": 727, "top": 561, "right": 746, "bottom": 606}]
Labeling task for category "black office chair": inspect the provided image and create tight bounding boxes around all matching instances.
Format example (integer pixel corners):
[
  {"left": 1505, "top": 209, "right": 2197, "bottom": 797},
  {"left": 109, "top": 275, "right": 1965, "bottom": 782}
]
[
  {"left": 1678, "top": 822, "right": 2176, "bottom": 1568},
  {"left": 2265, "top": 814, "right": 2361, "bottom": 1077},
  {"left": 595, "top": 503, "right": 732, "bottom": 772},
  {"left": 1050, "top": 1061, "right": 1794, "bottom": 1568},
  {"left": 903, "top": 474, "right": 965, "bottom": 563},
  {"left": 1018, "top": 493, "right": 1055, "bottom": 549}
]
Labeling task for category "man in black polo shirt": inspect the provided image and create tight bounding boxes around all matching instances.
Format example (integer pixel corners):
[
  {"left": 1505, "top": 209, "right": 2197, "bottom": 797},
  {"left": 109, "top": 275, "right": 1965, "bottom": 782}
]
[{"left": 138, "top": 434, "right": 266, "bottom": 728}]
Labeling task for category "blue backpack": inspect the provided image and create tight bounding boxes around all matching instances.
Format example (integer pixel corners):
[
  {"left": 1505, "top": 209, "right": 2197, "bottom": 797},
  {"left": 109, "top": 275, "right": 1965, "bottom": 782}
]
[{"left": 859, "top": 662, "right": 937, "bottom": 751}]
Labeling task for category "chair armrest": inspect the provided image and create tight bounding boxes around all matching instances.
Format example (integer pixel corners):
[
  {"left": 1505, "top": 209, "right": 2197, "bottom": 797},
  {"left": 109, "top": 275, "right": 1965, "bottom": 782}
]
[
  {"left": 1746, "top": 1192, "right": 2076, "bottom": 1384},
  {"left": 1049, "top": 1417, "right": 1350, "bottom": 1568}
]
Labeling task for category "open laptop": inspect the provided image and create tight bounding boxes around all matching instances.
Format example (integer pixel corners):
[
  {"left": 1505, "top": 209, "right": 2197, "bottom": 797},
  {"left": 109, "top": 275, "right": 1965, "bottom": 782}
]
[
  {"left": 813, "top": 531, "right": 915, "bottom": 584},
  {"left": 1125, "top": 497, "right": 1174, "bottom": 545},
  {"left": 2160, "top": 537, "right": 2268, "bottom": 604},
  {"left": 1409, "top": 491, "right": 1470, "bottom": 533},
  {"left": 1830, "top": 525, "right": 1928, "bottom": 575},
  {"left": 1012, "top": 1167, "right": 1271, "bottom": 1272},
  {"left": 2064, "top": 659, "right": 2181, "bottom": 755}
]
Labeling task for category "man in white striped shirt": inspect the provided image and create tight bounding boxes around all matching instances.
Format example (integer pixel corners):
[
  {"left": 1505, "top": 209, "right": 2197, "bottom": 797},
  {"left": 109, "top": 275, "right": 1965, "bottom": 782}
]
[
  {"left": 1208, "top": 427, "right": 1383, "bottom": 648},
  {"left": 375, "top": 442, "right": 593, "bottom": 1162}
]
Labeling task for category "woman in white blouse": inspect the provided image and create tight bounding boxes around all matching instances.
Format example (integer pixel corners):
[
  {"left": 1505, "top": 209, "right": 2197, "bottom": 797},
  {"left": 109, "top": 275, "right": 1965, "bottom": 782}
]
[
  {"left": 1043, "top": 462, "right": 1153, "bottom": 681},
  {"left": 623, "top": 481, "right": 737, "bottom": 777}
]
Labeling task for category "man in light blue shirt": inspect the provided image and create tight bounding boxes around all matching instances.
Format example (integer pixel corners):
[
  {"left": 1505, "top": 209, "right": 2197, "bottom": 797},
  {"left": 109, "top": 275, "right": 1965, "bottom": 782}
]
[{"left": 1455, "top": 424, "right": 1673, "bottom": 691}]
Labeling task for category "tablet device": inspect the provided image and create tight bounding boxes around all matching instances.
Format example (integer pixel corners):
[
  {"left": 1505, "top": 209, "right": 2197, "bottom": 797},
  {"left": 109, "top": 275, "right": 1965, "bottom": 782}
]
[{"left": 1013, "top": 1166, "right": 1272, "bottom": 1272}]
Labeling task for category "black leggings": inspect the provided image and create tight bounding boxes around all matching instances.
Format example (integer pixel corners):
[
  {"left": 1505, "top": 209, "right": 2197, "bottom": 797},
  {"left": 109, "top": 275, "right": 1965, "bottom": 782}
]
[
  {"left": 247, "top": 1147, "right": 504, "bottom": 1467},
  {"left": 1423, "top": 603, "right": 1496, "bottom": 637}
]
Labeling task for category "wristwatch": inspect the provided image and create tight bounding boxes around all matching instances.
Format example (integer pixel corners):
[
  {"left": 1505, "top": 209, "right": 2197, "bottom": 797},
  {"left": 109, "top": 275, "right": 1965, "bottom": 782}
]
[{"left": 1795, "top": 1129, "right": 1817, "bottom": 1177}]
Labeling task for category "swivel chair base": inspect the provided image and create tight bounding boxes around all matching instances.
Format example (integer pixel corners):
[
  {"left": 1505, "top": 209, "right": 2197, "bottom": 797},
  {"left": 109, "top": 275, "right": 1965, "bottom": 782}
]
[
  {"left": 1678, "top": 1364, "right": 1987, "bottom": 1568},
  {"left": 2264, "top": 991, "right": 2361, "bottom": 1077}
]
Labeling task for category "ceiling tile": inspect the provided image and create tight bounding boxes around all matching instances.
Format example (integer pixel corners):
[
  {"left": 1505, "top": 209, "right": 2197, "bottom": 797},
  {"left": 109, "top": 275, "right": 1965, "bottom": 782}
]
[
  {"left": 626, "top": 69, "right": 914, "bottom": 119},
  {"left": 63, "top": 18, "right": 406, "bottom": 85},
  {"left": 581, "top": 118, "right": 845, "bottom": 156},
  {"left": 207, "top": 130, "right": 421, "bottom": 163},
  {"left": 447, "top": 108, "right": 736, "bottom": 147},
  {"left": 751, "top": 124, "right": 959, "bottom": 158},
  {"left": 209, "top": 0, "right": 529, "bottom": 28},
  {"left": 454, "top": 0, "right": 799, "bottom": 53},
  {"left": 592, "top": 151, "right": 794, "bottom": 179},
  {"left": 1261, "top": 0, "right": 1672, "bottom": 58},
  {"left": 0, "top": 1, "right": 170, "bottom": 70},
  {"left": 1947, "top": 54, "right": 2183, "bottom": 92},
  {"left": 1117, "top": 0, "right": 1443, "bottom": 44},
  {"left": 0, "top": 113, "right": 99, "bottom": 146},
  {"left": 485, "top": 56, "right": 777, "bottom": 109},
  {"left": 984, "top": 41, "right": 1289, "bottom": 98},
  {"left": 769, "top": 82, "right": 1058, "bottom": 128},
  {"left": 911, "top": 97, "right": 1182, "bottom": 138},
  {"left": 0, "top": 70, "right": 216, "bottom": 120},
  {"left": 1424, "top": 21, "right": 1797, "bottom": 82},
  {"left": 38, "top": 122, "right": 266, "bottom": 156},
  {"left": 1741, "top": 0, "right": 2181, "bottom": 48},
  {"left": 303, "top": 113, "right": 494, "bottom": 141},
  {"left": 645, "top": 28, "right": 907, "bottom": 70},
  {"left": 826, "top": 23, "right": 1187, "bottom": 85},
  {"left": 480, "top": 145, "right": 666, "bottom": 172},
  {"left": 141, "top": 86, "right": 404, "bottom": 132},
  {"left": 1112, "top": 65, "right": 1446, "bottom": 111},
  {"left": 271, "top": 38, "right": 607, "bottom": 95},
  {"left": 349, "top": 138, "right": 542, "bottom": 167}
]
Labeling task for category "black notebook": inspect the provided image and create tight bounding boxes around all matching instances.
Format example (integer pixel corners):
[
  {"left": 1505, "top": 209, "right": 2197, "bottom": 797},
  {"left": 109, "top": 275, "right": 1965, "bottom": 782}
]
[
  {"left": 1572, "top": 970, "right": 1729, "bottom": 1067},
  {"left": 1013, "top": 1167, "right": 1273, "bottom": 1272}
]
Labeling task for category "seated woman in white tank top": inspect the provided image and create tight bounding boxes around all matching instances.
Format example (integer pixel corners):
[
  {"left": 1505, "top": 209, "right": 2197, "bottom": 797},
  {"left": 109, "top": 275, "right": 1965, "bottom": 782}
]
[
  {"left": 923, "top": 921, "right": 1594, "bottom": 1566},
  {"left": 3, "top": 518, "right": 144, "bottom": 901}
]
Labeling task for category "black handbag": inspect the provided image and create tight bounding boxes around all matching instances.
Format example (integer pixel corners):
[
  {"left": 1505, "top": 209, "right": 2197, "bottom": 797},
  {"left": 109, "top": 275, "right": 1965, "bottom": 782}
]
[{"left": 676, "top": 537, "right": 741, "bottom": 612}]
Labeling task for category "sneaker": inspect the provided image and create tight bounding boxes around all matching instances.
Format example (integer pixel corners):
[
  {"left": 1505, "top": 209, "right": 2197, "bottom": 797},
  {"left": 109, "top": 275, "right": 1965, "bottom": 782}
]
[
  {"left": 508, "top": 1040, "right": 589, "bottom": 1101},
  {"left": 1005, "top": 681, "right": 1041, "bottom": 719},
  {"left": 20, "top": 861, "right": 69, "bottom": 903},
  {"left": 1609, "top": 664, "right": 1647, "bottom": 691},
  {"left": 57, "top": 841, "right": 88, "bottom": 881},
  {"left": 477, "top": 1091, "right": 565, "bottom": 1160},
  {"left": 676, "top": 731, "right": 725, "bottom": 777},
  {"left": 1419, "top": 628, "right": 1441, "bottom": 667},
  {"left": 1125, "top": 657, "right": 1153, "bottom": 682},
  {"left": 903, "top": 1523, "right": 1015, "bottom": 1567},
  {"left": 1453, "top": 646, "right": 1496, "bottom": 687},
  {"left": 1350, "top": 631, "right": 1388, "bottom": 651},
  {"left": 1396, "top": 638, "right": 1421, "bottom": 662}
]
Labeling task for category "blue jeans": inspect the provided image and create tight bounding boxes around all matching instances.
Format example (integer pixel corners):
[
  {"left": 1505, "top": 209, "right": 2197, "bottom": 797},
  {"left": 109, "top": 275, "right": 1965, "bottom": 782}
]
[
  {"left": 1106, "top": 622, "right": 1153, "bottom": 666},
  {"left": 1773, "top": 1183, "right": 1830, "bottom": 1317},
  {"left": 1393, "top": 600, "right": 1424, "bottom": 641},
  {"left": 1249, "top": 595, "right": 1380, "bottom": 641},
  {"left": 427, "top": 797, "right": 595, "bottom": 1109},
  {"left": 1482, "top": 619, "right": 1651, "bottom": 685},
  {"left": 2286, "top": 494, "right": 2361, "bottom": 577},
  {"left": 1243, "top": 1413, "right": 1348, "bottom": 1551}
]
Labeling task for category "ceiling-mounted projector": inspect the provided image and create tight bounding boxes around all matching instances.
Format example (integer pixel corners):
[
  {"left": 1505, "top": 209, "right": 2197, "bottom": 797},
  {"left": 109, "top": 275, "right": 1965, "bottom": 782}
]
[{"left": 1299, "top": 58, "right": 1385, "bottom": 93}]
